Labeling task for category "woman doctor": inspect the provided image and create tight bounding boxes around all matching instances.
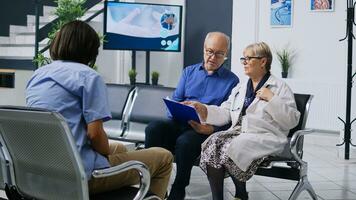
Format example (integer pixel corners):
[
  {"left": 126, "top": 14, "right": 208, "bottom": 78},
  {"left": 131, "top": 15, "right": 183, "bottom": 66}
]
[{"left": 187, "top": 42, "right": 300, "bottom": 200}]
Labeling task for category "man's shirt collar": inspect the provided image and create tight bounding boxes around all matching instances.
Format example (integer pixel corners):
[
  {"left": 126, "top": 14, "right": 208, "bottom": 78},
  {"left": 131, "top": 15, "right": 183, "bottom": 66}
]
[{"left": 199, "top": 62, "right": 225, "bottom": 76}]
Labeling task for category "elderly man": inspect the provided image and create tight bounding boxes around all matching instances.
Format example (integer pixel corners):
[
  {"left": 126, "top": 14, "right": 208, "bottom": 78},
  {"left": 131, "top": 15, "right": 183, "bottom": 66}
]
[{"left": 145, "top": 32, "right": 239, "bottom": 200}]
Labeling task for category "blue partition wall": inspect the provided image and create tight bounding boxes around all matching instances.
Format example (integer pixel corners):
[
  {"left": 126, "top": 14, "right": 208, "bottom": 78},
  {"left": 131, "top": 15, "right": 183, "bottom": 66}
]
[{"left": 184, "top": 0, "right": 233, "bottom": 69}]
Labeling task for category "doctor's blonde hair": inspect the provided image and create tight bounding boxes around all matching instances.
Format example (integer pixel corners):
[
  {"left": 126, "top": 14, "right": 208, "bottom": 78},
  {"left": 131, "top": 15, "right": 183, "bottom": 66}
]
[{"left": 245, "top": 42, "right": 272, "bottom": 72}]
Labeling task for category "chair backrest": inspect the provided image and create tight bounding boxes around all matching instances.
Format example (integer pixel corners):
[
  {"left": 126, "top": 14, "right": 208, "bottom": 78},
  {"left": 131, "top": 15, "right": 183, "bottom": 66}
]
[
  {"left": 288, "top": 93, "right": 313, "bottom": 137},
  {"left": 277, "top": 94, "right": 313, "bottom": 159},
  {"left": 106, "top": 84, "right": 134, "bottom": 120},
  {"left": 0, "top": 143, "right": 8, "bottom": 189},
  {"left": 0, "top": 106, "right": 89, "bottom": 200},
  {"left": 255, "top": 94, "right": 317, "bottom": 199},
  {"left": 128, "top": 85, "right": 176, "bottom": 124}
]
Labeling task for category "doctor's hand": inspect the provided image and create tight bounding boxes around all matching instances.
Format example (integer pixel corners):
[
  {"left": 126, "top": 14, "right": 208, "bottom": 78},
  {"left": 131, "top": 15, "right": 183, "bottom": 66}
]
[
  {"left": 188, "top": 120, "right": 214, "bottom": 135},
  {"left": 256, "top": 87, "right": 274, "bottom": 102},
  {"left": 182, "top": 101, "right": 208, "bottom": 121}
]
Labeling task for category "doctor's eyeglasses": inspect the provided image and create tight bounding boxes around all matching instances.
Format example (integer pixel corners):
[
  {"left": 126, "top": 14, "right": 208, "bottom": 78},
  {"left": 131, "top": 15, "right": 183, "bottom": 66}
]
[{"left": 240, "top": 56, "right": 263, "bottom": 64}]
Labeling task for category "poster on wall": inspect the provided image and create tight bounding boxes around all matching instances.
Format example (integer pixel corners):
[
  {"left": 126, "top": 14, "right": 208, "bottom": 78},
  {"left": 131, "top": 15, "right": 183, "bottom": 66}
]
[
  {"left": 310, "top": 0, "right": 334, "bottom": 11},
  {"left": 270, "top": 0, "right": 293, "bottom": 27}
]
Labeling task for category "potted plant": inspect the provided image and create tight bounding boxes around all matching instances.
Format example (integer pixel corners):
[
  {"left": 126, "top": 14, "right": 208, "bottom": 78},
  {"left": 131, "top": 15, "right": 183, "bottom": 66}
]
[
  {"left": 128, "top": 69, "right": 137, "bottom": 85},
  {"left": 33, "top": 0, "right": 105, "bottom": 68},
  {"left": 151, "top": 71, "right": 159, "bottom": 85},
  {"left": 33, "top": 0, "right": 87, "bottom": 67},
  {"left": 276, "top": 46, "right": 296, "bottom": 78}
]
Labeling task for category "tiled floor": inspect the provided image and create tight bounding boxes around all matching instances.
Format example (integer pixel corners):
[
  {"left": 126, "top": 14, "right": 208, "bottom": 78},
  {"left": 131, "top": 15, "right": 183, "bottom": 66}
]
[{"left": 174, "top": 132, "right": 356, "bottom": 200}]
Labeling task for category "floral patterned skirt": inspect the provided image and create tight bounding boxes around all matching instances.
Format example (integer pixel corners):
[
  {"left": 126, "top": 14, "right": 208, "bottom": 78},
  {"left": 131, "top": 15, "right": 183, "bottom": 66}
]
[{"left": 199, "top": 126, "right": 266, "bottom": 182}]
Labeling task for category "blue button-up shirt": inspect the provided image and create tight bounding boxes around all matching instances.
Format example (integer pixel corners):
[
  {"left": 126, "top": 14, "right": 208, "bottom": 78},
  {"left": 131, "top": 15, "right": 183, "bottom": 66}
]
[
  {"left": 172, "top": 62, "right": 239, "bottom": 105},
  {"left": 26, "top": 60, "right": 111, "bottom": 179}
]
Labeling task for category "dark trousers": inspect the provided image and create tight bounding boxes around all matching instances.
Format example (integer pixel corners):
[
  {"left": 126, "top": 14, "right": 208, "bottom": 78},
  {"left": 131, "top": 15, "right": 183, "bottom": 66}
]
[{"left": 145, "top": 120, "right": 209, "bottom": 189}]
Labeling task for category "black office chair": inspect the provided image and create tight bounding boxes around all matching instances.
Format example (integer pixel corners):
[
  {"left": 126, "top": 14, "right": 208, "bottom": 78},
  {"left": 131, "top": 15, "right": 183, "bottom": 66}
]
[{"left": 0, "top": 106, "right": 154, "bottom": 200}]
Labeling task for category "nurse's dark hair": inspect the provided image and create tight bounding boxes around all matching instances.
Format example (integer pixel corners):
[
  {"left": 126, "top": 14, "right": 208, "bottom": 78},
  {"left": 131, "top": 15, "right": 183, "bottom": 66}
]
[{"left": 49, "top": 20, "right": 100, "bottom": 67}]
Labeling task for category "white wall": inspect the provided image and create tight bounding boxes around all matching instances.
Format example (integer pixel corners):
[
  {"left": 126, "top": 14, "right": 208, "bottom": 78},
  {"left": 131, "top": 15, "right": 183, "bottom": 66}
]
[
  {"left": 232, "top": 0, "right": 355, "bottom": 132},
  {"left": 0, "top": 70, "right": 33, "bottom": 106}
]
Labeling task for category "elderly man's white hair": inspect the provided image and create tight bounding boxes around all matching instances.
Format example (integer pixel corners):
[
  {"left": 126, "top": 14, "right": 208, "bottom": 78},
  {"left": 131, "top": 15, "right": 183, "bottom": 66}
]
[{"left": 204, "top": 32, "right": 231, "bottom": 52}]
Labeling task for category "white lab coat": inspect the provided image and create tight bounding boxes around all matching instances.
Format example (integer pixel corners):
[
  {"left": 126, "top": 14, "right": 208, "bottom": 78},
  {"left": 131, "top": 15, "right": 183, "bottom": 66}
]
[{"left": 204, "top": 74, "right": 300, "bottom": 171}]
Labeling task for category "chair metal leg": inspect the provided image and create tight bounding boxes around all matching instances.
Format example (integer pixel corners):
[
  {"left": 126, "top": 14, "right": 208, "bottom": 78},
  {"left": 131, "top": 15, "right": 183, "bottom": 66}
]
[
  {"left": 289, "top": 180, "right": 303, "bottom": 200},
  {"left": 305, "top": 180, "right": 318, "bottom": 200},
  {"left": 289, "top": 176, "right": 317, "bottom": 200}
]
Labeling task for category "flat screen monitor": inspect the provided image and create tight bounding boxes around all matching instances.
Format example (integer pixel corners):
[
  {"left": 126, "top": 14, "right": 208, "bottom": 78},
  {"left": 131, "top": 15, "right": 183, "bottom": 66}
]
[{"left": 104, "top": 1, "right": 183, "bottom": 52}]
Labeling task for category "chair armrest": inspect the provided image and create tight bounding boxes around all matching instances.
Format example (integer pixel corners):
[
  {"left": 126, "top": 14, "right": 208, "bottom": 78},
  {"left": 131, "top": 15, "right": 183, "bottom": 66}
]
[
  {"left": 290, "top": 129, "right": 313, "bottom": 164},
  {"left": 92, "top": 160, "right": 150, "bottom": 200}
]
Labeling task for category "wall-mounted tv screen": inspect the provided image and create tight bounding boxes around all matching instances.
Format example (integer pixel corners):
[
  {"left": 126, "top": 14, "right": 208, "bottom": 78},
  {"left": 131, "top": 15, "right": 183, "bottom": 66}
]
[{"left": 104, "top": 1, "right": 182, "bottom": 52}]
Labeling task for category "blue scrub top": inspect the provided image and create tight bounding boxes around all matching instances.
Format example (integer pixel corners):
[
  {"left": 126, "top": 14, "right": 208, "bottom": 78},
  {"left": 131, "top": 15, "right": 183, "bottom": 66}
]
[{"left": 26, "top": 60, "right": 111, "bottom": 179}]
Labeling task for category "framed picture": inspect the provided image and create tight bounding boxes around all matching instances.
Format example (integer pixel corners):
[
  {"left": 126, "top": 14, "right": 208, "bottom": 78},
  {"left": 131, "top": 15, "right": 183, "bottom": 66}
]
[
  {"left": 310, "top": 0, "right": 334, "bottom": 11},
  {"left": 270, "top": 0, "right": 293, "bottom": 27}
]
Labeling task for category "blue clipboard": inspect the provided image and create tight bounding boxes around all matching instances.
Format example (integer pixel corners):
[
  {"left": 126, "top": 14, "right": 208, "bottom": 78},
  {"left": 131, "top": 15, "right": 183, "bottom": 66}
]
[{"left": 163, "top": 98, "right": 200, "bottom": 124}]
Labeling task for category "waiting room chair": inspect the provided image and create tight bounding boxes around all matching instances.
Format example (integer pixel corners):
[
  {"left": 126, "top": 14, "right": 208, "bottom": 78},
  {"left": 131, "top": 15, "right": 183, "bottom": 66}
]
[
  {"left": 191, "top": 94, "right": 316, "bottom": 199},
  {"left": 0, "top": 149, "right": 9, "bottom": 200},
  {"left": 0, "top": 141, "right": 9, "bottom": 199},
  {"left": 237, "top": 93, "right": 317, "bottom": 200},
  {"left": 104, "top": 84, "right": 135, "bottom": 138},
  {"left": 123, "top": 85, "right": 176, "bottom": 143},
  {"left": 0, "top": 106, "right": 152, "bottom": 200}
]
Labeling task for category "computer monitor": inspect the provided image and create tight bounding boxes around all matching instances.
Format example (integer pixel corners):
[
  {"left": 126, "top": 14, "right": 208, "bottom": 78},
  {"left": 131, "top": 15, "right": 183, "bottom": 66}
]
[{"left": 104, "top": 1, "right": 183, "bottom": 52}]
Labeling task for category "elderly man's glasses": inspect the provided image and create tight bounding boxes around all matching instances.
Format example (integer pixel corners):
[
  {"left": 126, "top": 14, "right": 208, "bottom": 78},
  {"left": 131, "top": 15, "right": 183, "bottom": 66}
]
[
  {"left": 240, "top": 56, "right": 263, "bottom": 64},
  {"left": 204, "top": 49, "right": 226, "bottom": 59}
]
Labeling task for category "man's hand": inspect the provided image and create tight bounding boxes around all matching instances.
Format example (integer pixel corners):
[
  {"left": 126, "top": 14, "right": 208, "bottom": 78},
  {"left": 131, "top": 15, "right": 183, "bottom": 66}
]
[
  {"left": 182, "top": 101, "right": 208, "bottom": 121},
  {"left": 188, "top": 120, "right": 214, "bottom": 135}
]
